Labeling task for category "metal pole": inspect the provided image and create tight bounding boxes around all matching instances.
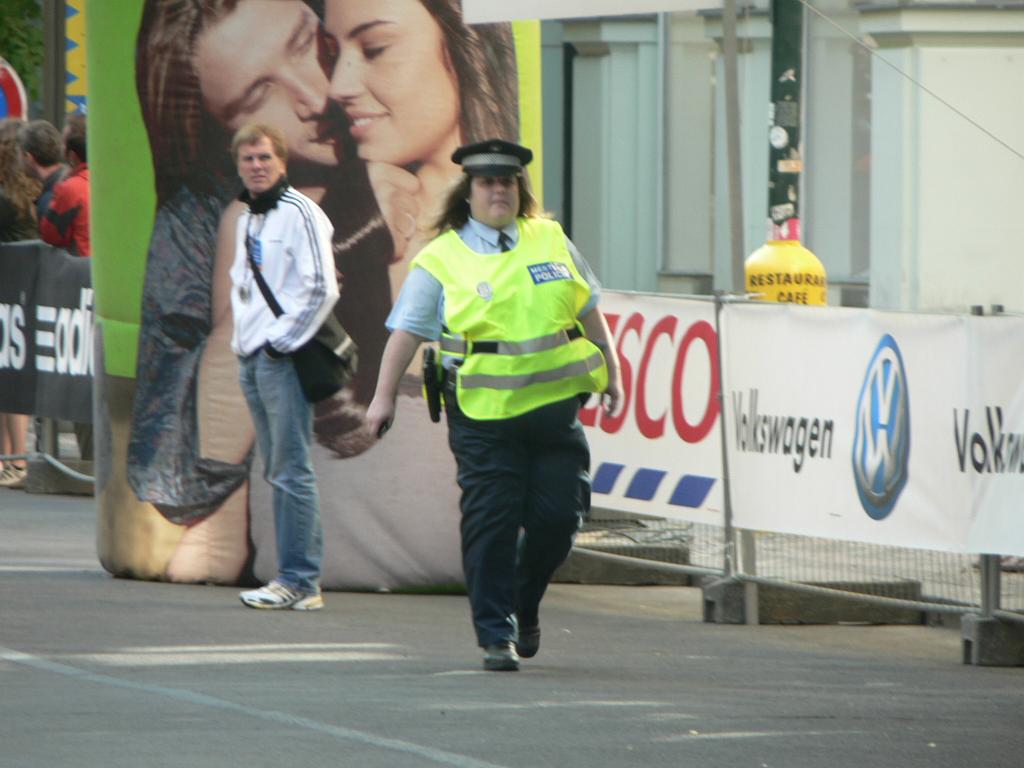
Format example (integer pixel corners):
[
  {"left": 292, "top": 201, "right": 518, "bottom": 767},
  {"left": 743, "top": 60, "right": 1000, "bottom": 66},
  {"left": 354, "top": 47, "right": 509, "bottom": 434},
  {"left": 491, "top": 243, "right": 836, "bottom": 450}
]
[
  {"left": 721, "top": 0, "right": 746, "bottom": 291},
  {"left": 656, "top": 13, "right": 667, "bottom": 274},
  {"left": 41, "top": 0, "right": 65, "bottom": 122},
  {"left": 969, "top": 304, "right": 1002, "bottom": 619},
  {"left": 714, "top": 294, "right": 736, "bottom": 577},
  {"left": 980, "top": 555, "right": 1001, "bottom": 619},
  {"left": 741, "top": 529, "right": 759, "bottom": 625},
  {"left": 38, "top": 418, "right": 58, "bottom": 458}
]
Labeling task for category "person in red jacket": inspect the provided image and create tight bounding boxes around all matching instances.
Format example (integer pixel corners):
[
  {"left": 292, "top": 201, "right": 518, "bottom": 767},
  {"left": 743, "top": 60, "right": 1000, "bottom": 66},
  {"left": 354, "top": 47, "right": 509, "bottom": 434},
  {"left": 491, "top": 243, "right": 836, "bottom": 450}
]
[{"left": 40, "top": 113, "right": 90, "bottom": 257}]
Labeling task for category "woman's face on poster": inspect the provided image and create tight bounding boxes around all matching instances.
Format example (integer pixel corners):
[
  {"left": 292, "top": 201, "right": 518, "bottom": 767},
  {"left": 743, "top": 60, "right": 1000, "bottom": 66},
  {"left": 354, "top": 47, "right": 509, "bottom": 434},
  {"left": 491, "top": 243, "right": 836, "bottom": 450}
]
[
  {"left": 324, "top": 0, "right": 461, "bottom": 168},
  {"left": 194, "top": 0, "right": 337, "bottom": 167}
]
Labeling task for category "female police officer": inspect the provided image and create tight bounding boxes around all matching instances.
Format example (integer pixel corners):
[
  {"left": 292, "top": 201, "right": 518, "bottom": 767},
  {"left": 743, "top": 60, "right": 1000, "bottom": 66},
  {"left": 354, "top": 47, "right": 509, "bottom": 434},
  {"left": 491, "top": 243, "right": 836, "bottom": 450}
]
[{"left": 366, "top": 139, "right": 622, "bottom": 671}]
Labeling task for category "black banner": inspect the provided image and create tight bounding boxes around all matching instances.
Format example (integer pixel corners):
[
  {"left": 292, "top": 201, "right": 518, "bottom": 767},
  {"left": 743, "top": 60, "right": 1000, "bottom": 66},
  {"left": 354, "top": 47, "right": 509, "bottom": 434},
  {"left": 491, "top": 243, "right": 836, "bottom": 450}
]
[
  {"left": 0, "top": 241, "right": 93, "bottom": 422},
  {"left": 0, "top": 243, "right": 38, "bottom": 414}
]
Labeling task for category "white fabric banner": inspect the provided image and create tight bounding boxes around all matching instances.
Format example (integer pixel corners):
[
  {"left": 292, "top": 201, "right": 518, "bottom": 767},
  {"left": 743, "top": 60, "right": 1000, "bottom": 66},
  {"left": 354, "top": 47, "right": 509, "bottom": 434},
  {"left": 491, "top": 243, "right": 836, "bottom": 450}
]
[
  {"left": 722, "top": 302, "right": 1024, "bottom": 557},
  {"left": 462, "top": 0, "right": 718, "bottom": 24},
  {"left": 584, "top": 292, "right": 723, "bottom": 526},
  {"left": 587, "top": 294, "right": 1024, "bottom": 555},
  {"left": 963, "top": 315, "right": 1024, "bottom": 556}
]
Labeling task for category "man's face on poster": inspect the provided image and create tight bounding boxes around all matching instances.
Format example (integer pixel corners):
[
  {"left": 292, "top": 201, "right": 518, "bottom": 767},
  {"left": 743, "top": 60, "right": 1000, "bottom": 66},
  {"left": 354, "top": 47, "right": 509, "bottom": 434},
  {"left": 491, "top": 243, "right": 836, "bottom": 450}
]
[{"left": 194, "top": 0, "right": 337, "bottom": 168}]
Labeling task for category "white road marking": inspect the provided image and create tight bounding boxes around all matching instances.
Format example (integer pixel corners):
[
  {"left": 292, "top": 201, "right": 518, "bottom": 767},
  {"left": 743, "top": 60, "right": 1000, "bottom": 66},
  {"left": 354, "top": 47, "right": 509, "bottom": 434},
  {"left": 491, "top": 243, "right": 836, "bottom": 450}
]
[
  {"left": 655, "top": 729, "right": 866, "bottom": 742},
  {"left": 430, "top": 700, "right": 667, "bottom": 711},
  {"left": 122, "top": 642, "right": 400, "bottom": 653},
  {"left": 641, "top": 712, "right": 700, "bottom": 722},
  {"left": 60, "top": 651, "right": 402, "bottom": 666},
  {"left": 54, "top": 642, "right": 407, "bottom": 667},
  {"left": 0, "top": 645, "right": 510, "bottom": 768}
]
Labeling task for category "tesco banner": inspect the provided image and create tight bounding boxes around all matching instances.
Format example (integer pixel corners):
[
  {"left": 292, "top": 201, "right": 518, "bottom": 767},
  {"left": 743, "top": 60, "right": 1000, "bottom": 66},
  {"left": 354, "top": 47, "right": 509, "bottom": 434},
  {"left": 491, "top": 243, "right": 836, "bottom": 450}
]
[
  {"left": 583, "top": 292, "right": 722, "bottom": 526},
  {"left": 721, "top": 302, "right": 1024, "bottom": 557}
]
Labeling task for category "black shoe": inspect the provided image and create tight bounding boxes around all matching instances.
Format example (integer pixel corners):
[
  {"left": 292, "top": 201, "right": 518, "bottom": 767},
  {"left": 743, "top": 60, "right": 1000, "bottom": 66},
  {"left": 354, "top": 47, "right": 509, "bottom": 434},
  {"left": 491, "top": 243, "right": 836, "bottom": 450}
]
[
  {"left": 515, "top": 624, "right": 540, "bottom": 659},
  {"left": 482, "top": 641, "right": 519, "bottom": 671}
]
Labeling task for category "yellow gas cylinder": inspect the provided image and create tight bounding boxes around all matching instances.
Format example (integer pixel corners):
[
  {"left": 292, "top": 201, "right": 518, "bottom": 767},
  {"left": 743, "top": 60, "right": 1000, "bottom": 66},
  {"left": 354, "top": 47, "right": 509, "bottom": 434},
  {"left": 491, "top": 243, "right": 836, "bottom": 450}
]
[{"left": 744, "top": 240, "right": 827, "bottom": 305}]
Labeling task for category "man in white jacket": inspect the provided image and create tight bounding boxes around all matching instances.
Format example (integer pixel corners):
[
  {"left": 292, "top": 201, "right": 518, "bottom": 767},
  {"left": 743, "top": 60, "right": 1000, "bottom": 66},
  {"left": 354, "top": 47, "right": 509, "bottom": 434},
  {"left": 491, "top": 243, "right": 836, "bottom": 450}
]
[{"left": 229, "top": 123, "right": 338, "bottom": 611}]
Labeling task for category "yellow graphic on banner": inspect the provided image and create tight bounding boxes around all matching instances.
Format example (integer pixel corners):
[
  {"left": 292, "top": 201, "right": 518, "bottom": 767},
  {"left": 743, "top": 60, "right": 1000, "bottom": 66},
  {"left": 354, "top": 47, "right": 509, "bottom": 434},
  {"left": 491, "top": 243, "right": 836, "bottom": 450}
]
[
  {"left": 513, "top": 20, "right": 543, "bottom": 205},
  {"left": 66, "top": 0, "right": 88, "bottom": 113}
]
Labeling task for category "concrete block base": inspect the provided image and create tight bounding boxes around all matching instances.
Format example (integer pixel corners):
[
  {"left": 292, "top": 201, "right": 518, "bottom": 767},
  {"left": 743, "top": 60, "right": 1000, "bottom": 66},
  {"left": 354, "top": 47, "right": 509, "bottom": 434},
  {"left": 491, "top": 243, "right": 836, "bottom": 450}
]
[
  {"left": 702, "top": 576, "right": 925, "bottom": 625},
  {"left": 25, "top": 456, "right": 94, "bottom": 496},
  {"left": 554, "top": 545, "right": 691, "bottom": 586},
  {"left": 702, "top": 577, "right": 749, "bottom": 624},
  {"left": 962, "top": 614, "right": 1024, "bottom": 666}
]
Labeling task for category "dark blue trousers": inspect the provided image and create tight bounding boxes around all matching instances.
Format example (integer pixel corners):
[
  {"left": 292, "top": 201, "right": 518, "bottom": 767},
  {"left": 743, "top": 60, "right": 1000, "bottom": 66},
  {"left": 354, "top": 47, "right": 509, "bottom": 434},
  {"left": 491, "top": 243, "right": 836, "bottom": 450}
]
[{"left": 445, "top": 395, "right": 590, "bottom": 648}]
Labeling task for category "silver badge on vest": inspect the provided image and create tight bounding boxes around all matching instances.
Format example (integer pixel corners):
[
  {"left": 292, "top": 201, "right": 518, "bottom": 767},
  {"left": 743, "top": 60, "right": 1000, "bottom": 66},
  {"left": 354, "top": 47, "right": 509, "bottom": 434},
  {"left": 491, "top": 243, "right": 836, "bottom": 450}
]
[{"left": 476, "top": 281, "right": 493, "bottom": 301}]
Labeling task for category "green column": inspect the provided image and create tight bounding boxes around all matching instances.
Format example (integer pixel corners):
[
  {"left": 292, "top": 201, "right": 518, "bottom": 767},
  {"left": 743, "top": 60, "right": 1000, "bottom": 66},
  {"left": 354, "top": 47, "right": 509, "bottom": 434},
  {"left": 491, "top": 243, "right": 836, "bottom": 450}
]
[{"left": 767, "top": 0, "right": 803, "bottom": 241}]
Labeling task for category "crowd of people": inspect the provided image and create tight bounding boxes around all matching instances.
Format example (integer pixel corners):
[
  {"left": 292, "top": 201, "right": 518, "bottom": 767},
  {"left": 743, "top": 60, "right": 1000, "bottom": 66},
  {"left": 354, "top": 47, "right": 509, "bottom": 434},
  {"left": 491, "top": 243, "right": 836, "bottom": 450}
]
[{"left": 0, "top": 113, "right": 91, "bottom": 490}]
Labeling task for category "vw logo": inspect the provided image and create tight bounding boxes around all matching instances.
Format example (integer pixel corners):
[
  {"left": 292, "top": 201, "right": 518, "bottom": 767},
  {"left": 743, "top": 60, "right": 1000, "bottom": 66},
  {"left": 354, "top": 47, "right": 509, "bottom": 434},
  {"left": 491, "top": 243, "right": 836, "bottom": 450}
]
[{"left": 852, "top": 334, "right": 910, "bottom": 520}]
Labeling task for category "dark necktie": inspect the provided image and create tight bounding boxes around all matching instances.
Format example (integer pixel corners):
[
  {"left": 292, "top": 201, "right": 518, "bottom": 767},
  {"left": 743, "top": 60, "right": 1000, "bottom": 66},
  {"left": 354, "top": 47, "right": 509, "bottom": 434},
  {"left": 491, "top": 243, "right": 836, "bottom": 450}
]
[{"left": 498, "top": 232, "right": 513, "bottom": 252}]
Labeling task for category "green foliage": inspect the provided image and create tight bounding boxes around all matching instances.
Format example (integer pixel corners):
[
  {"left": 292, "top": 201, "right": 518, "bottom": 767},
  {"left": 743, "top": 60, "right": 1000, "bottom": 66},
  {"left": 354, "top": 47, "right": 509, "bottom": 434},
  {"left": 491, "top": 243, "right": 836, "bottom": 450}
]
[{"left": 0, "top": 0, "right": 43, "bottom": 103}]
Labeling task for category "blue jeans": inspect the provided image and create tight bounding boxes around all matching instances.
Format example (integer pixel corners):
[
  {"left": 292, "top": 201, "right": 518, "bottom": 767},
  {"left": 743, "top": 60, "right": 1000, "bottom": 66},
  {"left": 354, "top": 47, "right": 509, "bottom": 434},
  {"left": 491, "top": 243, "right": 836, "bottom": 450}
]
[{"left": 239, "top": 351, "right": 323, "bottom": 593}]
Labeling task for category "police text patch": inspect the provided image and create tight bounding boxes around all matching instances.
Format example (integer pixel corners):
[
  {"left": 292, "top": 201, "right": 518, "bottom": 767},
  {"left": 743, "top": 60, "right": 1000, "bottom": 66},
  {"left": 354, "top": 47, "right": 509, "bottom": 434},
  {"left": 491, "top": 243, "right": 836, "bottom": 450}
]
[{"left": 527, "top": 262, "right": 572, "bottom": 285}]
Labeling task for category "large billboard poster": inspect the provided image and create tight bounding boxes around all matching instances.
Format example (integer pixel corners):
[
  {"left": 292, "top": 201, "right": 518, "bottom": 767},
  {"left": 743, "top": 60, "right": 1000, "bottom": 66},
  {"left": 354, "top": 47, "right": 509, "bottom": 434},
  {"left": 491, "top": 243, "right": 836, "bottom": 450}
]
[{"left": 90, "top": 1, "right": 542, "bottom": 587}]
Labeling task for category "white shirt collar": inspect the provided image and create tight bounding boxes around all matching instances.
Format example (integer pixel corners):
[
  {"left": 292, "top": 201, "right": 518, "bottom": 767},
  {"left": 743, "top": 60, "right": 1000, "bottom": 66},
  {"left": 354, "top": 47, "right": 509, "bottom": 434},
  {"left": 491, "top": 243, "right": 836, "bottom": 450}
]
[{"left": 467, "top": 216, "right": 518, "bottom": 249}]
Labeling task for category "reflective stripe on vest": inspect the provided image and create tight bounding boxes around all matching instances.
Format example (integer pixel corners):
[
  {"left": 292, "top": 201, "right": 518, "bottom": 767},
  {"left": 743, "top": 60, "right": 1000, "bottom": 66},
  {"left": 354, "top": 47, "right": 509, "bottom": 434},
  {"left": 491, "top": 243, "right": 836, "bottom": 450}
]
[
  {"left": 440, "top": 326, "right": 581, "bottom": 357},
  {"left": 459, "top": 349, "right": 606, "bottom": 391}
]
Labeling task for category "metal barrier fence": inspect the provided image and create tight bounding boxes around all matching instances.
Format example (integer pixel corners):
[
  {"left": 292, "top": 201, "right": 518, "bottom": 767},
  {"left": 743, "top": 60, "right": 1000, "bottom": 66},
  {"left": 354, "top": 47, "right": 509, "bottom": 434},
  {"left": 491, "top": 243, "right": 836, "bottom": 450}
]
[
  {"left": 0, "top": 417, "right": 96, "bottom": 488},
  {"left": 576, "top": 511, "right": 1024, "bottom": 623},
  {"left": 7, "top": 431, "right": 1023, "bottom": 630}
]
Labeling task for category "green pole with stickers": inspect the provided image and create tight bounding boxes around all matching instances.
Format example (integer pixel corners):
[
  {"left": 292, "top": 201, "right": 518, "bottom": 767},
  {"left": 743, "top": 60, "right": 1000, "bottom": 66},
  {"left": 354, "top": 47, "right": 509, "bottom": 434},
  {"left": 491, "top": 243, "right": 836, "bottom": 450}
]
[{"left": 745, "top": 0, "right": 827, "bottom": 306}]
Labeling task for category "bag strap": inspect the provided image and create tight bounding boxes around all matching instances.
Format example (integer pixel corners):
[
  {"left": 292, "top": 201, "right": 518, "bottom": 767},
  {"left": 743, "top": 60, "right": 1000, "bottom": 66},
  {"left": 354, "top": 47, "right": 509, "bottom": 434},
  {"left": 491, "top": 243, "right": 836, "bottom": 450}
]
[{"left": 245, "top": 219, "right": 284, "bottom": 318}]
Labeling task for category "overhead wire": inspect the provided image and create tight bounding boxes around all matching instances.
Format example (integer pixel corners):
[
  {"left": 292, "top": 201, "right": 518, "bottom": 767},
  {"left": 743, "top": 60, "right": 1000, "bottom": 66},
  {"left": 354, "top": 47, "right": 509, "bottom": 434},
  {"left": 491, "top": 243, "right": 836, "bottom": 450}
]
[{"left": 800, "top": 0, "right": 1024, "bottom": 162}]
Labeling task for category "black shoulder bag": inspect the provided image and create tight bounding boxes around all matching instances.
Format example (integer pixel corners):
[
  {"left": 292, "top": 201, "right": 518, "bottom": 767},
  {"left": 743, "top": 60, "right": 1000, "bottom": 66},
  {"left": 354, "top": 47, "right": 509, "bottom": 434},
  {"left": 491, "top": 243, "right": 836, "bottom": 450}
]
[{"left": 245, "top": 240, "right": 358, "bottom": 403}]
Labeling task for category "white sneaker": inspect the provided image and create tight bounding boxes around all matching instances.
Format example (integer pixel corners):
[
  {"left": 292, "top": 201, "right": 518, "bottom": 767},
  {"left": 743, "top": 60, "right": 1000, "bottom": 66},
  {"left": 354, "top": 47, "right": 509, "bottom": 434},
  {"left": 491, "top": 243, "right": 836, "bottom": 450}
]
[
  {"left": 239, "top": 580, "right": 323, "bottom": 611},
  {"left": 0, "top": 465, "right": 27, "bottom": 489}
]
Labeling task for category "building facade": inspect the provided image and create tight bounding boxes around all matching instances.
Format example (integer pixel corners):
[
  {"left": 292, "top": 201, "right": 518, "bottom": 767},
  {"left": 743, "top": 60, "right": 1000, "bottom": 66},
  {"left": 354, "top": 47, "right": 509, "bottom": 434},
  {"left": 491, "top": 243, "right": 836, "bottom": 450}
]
[{"left": 540, "top": 2, "right": 1024, "bottom": 312}]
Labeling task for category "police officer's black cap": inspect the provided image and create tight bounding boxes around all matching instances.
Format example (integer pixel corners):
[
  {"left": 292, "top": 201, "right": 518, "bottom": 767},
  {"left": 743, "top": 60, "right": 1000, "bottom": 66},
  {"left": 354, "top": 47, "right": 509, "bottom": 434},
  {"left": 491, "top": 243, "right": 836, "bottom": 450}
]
[{"left": 451, "top": 139, "right": 533, "bottom": 177}]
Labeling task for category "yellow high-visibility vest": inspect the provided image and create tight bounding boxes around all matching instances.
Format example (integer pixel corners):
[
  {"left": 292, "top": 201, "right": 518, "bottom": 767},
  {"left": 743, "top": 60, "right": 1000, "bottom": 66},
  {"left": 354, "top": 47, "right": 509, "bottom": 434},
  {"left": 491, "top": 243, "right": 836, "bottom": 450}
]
[{"left": 413, "top": 217, "right": 608, "bottom": 420}]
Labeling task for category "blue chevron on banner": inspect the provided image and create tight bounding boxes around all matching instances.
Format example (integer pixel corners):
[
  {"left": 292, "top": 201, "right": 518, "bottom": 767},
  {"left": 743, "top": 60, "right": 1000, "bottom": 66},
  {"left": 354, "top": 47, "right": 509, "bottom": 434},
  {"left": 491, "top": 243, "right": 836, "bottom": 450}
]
[{"left": 593, "top": 461, "right": 716, "bottom": 510}]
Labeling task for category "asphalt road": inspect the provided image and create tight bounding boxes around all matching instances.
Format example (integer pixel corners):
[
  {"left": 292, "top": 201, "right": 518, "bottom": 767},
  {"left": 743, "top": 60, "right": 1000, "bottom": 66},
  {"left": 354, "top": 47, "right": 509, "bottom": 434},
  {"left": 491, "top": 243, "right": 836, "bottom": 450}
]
[{"left": 1, "top": 487, "right": 1022, "bottom": 768}]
